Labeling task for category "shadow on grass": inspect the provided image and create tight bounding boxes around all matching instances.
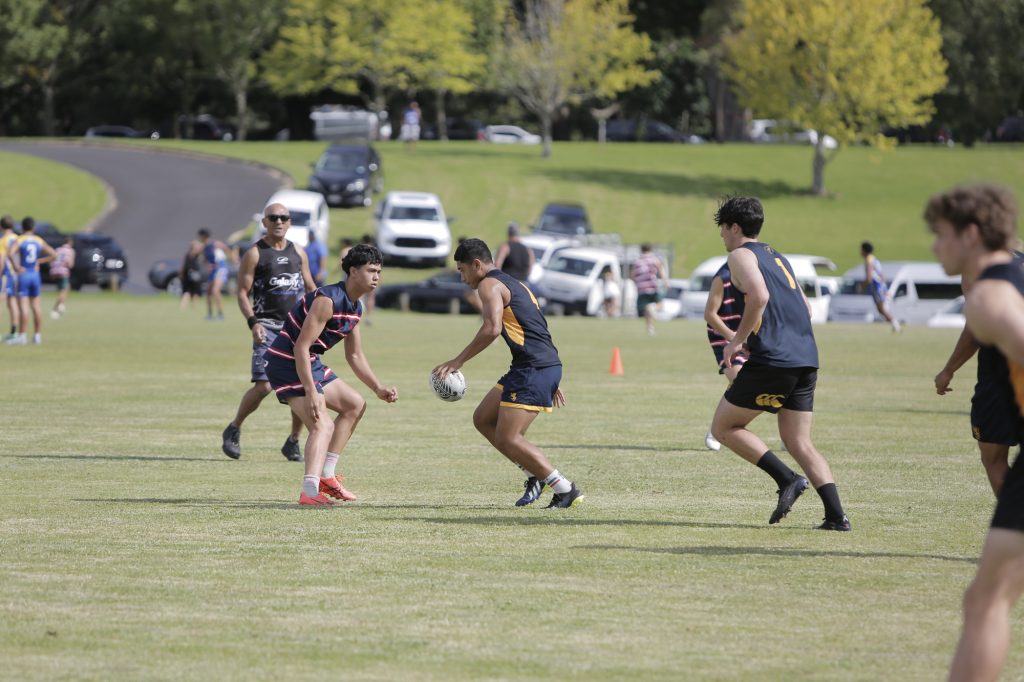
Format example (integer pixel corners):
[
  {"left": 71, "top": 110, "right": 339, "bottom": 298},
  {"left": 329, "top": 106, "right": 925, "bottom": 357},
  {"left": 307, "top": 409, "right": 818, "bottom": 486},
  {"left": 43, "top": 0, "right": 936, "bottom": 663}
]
[
  {"left": 529, "top": 167, "right": 804, "bottom": 199},
  {"left": 73, "top": 498, "right": 504, "bottom": 511},
  {"left": 581, "top": 544, "right": 976, "bottom": 564},
  {"left": 539, "top": 443, "right": 680, "bottom": 453},
  {"left": 5, "top": 454, "right": 225, "bottom": 462},
  {"left": 402, "top": 516, "right": 769, "bottom": 530}
]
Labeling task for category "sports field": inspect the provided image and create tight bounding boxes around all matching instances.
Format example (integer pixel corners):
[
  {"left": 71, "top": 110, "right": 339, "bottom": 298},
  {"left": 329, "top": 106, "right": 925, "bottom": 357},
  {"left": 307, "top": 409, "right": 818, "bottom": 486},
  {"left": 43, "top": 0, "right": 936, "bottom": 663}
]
[{"left": 0, "top": 293, "right": 1012, "bottom": 681}]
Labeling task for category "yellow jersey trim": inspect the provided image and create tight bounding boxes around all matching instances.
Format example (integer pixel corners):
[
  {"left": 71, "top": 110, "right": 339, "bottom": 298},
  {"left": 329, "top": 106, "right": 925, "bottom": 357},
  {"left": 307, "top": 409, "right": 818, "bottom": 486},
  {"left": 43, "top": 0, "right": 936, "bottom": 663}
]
[{"left": 499, "top": 401, "right": 551, "bottom": 413}]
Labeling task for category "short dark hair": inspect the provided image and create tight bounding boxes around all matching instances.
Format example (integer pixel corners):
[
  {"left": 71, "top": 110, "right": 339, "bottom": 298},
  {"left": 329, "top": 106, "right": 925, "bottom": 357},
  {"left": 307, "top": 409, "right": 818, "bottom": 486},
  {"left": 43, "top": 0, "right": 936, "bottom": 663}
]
[
  {"left": 342, "top": 243, "right": 382, "bottom": 274},
  {"left": 861, "top": 241, "right": 874, "bottom": 254},
  {"left": 21, "top": 216, "right": 35, "bottom": 232},
  {"left": 714, "top": 196, "right": 764, "bottom": 237},
  {"left": 924, "top": 184, "right": 1019, "bottom": 252},
  {"left": 197, "top": 228, "right": 211, "bottom": 239},
  {"left": 453, "top": 238, "right": 492, "bottom": 264},
  {"left": 0, "top": 215, "right": 13, "bottom": 231}
]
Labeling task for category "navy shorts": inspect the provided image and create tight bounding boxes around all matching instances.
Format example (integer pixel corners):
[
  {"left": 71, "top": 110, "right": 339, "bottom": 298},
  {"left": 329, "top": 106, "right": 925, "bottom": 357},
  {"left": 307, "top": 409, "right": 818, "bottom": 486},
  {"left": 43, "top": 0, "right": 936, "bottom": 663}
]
[
  {"left": 265, "top": 351, "right": 337, "bottom": 404},
  {"left": 992, "top": 449, "right": 1024, "bottom": 531},
  {"left": 496, "top": 365, "right": 562, "bottom": 413},
  {"left": 724, "top": 364, "right": 817, "bottom": 413},
  {"left": 972, "top": 380, "right": 1022, "bottom": 446},
  {"left": 250, "top": 325, "right": 282, "bottom": 383}
]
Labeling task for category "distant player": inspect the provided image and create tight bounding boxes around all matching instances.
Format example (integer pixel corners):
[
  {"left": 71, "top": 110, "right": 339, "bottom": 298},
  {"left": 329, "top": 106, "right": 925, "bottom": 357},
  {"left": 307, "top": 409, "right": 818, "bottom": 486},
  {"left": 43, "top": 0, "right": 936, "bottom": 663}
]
[
  {"left": 49, "top": 235, "right": 75, "bottom": 319},
  {"left": 432, "top": 238, "right": 583, "bottom": 508},
  {"left": 6, "top": 217, "right": 56, "bottom": 345},
  {"left": 860, "top": 241, "right": 900, "bottom": 332},
  {"left": 264, "top": 243, "right": 398, "bottom": 506},
  {"left": 197, "top": 228, "right": 230, "bottom": 320},
  {"left": 702, "top": 262, "right": 748, "bottom": 451},
  {"left": 0, "top": 215, "right": 20, "bottom": 340},
  {"left": 709, "top": 197, "right": 849, "bottom": 530}
]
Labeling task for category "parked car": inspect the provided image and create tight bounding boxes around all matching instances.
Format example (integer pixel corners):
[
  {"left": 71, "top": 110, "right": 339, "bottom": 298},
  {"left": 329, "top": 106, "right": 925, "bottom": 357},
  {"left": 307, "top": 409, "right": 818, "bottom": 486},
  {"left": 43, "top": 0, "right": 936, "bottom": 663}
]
[
  {"left": 307, "top": 143, "right": 383, "bottom": 208},
  {"left": 519, "top": 232, "right": 576, "bottom": 284},
  {"left": 995, "top": 116, "right": 1024, "bottom": 143},
  {"left": 652, "top": 278, "right": 691, "bottom": 321},
  {"left": 484, "top": 125, "right": 541, "bottom": 145},
  {"left": 750, "top": 119, "right": 838, "bottom": 149},
  {"left": 84, "top": 125, "right": 159, "bottom": 140},
  {"left": 255, "top": 189, "right": 330, "bottom": 248},
  {"left": 926, "top": 296, "right": 966, "bottom": 329},
  {"left": 178, "top": 114, "right": 234, "bottom": 141},
  {"left": 540, "top": 246, "right": 637, "bottom": 316},
  {"left": 828, "top": 261, "right": 962, "bottom": 325},
  {"left": 532, "top": 202, "right": 592, "bottom": 237},
  {"left": 606, "top": 118, "right": 702, "bottom": 144},
  {"left": 374, "top": 191, "right": 452, "bottom": 267},
  {"left": 148, "top": 250, "right": 241, "bottom": 296},
  {"left": 375, "top": 270, "right": 475, "bottom": 314},
  {"left": 21, "top": 221, "right": 128, "bottom": 290}
]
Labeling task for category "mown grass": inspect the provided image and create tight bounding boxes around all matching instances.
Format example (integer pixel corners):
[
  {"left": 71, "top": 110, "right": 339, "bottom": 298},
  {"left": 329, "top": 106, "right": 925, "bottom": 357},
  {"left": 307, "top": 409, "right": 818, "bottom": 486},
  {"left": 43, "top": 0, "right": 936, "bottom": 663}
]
[
  {"left": 0, "top": 293, "right": 1015, "bottom": 681},
  {"left": 0, "top": 149, "right": 107, "bottom": 230}
]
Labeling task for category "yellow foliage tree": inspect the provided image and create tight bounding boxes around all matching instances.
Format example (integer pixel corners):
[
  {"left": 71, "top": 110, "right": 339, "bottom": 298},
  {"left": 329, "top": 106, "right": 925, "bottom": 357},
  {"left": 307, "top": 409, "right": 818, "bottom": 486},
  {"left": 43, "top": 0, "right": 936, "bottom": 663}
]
[{"left": 723, "top": 0, "right": 947, "bottom": 195}]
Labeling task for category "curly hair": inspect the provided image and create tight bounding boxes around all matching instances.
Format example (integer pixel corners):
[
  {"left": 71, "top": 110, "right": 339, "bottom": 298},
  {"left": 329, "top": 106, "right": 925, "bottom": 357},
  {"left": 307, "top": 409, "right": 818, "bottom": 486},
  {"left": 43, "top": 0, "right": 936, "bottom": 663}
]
[
  {"left": 924, "top": 184, "right": 1019, "bottom": 251},
  {"left": 341, "top": 243, "right": 383, "bottom": 275}
]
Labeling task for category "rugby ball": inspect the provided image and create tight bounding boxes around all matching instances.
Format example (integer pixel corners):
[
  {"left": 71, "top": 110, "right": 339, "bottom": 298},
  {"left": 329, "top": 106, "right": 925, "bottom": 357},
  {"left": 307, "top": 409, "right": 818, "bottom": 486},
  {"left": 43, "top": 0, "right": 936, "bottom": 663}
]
[{"left": 430, "top": 370, "right": 467, "bottom": 402}]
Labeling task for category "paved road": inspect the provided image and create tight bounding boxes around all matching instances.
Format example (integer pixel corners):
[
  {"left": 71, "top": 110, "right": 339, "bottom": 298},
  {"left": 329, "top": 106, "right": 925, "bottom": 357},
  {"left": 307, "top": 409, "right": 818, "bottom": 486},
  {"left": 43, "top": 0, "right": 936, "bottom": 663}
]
[{"left": 0, "top": 142, "right": 285, "bottom": 292}]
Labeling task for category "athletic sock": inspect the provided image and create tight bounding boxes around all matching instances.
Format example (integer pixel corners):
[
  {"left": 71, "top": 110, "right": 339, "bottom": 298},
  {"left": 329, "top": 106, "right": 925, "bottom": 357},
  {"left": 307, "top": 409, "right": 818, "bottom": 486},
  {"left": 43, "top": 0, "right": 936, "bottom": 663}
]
[
  {"left": 518, "top": 464, "right": 533, "bottom": 479},
  {"left": 816, "top": 483, "right": 846, "bottom": 521},
  {"left": 756, "top": 450, "right": 798, "bottom": 488},
  {"left": 322, "top": 452, "right": 339, "bottom": 479},
  {"left": 302, "top": 475, "right": 320, "bottom": 497},
  {"left": 543, "top": 469, "right": 572, "bottom": 494}
]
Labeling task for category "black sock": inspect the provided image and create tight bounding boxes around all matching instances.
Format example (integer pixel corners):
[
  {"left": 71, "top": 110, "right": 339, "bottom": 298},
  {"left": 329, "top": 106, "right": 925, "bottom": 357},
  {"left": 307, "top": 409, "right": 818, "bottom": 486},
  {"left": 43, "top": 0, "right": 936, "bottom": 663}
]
[
  {"left": 756, "top": 450, "right": 797, "bottom": 488},
  {"left": 816, "top": 483, "right": 845, "bottom": 521}
]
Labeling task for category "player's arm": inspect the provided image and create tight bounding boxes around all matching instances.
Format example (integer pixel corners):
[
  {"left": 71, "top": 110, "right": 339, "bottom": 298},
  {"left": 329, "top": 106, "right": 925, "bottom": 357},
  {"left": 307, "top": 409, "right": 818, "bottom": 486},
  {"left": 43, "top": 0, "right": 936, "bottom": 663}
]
[
  {"left": 935, "top": 327, "right": 979, "bottom": 395},
  {"left": 294, "top": 244, "right": 317, "bottom": 292},
  {"left": 7, "top": 238, "right": 22, "bottom": 273},
  {"left": 703, "top": 276, "right": 733, "bottom": 339},
  {"left": 494, "top": 243, "right": 509, "bottom": 269},
  {"left": 721, "top": 249, "right": 766, "bottom": 367},
  {"left": 37, "top": 240, "right": 58, "bottom": 265},
  {"left": 343, "top": 324, "right": 398, "bottom": 402},
  {"left": 292, "top": 295, "right": 333, "bottom": 423},
  {"left": 235, "top": 246, "right": 264, "bottom": 340},
  {"left": 66, "top": 246, "right": 75, "bottom": 269},
  {"left": 966, "top": 281, "right": 1024, "bottom": 368},
  {"left": 432, "top": 278, "right": 506, "bottom": 378}
]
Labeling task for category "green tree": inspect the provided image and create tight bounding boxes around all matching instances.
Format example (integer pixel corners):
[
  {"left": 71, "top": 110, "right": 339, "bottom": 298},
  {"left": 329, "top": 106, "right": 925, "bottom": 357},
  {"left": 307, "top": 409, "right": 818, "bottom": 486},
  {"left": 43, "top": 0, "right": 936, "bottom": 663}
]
[
  {"left": 492, "top": 0, "right": 658, "bottom": 157},
  {"left": 724, "top": 0, "right": 947, "bottom": 195}
]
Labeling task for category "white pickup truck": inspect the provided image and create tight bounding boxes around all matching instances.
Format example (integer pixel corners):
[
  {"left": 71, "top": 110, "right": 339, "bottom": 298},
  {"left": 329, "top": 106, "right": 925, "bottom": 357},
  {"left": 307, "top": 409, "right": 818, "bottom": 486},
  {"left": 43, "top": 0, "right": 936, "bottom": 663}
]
[{"left": 540, "top": 246, "right": 637, "bottom": 316}]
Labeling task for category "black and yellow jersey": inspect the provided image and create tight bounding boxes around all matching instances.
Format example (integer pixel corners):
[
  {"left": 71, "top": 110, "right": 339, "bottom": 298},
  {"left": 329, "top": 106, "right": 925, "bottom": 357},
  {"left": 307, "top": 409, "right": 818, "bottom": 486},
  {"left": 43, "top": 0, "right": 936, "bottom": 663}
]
[
  {"left": 735, "top": 242, "right": 819, "bottom": 368},
  {"left": 485, "top": 269, "right": 561, "bottom": 369},
  {"left": 977, "top": 258, "right": 1024, "bottom": 422}
]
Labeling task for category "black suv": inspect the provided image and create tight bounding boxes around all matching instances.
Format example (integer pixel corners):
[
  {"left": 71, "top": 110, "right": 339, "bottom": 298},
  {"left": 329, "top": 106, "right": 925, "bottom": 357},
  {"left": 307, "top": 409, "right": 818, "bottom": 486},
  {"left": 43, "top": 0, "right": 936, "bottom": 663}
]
[
  {"left": 32, "top": 222, "right": 128, "bottom": 290},
  {"left": 308, "top": 144, "right": 383, "bottom": 208},
  {"left": 532, "top": 203, "right": 592, "bottom": 237}
]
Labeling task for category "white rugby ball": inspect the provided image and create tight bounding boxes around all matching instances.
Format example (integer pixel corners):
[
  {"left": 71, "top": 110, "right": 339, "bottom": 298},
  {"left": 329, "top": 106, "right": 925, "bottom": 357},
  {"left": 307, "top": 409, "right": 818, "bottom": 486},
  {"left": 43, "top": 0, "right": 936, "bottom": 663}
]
[{"left": 430, "top": 370, "right": 467, "bottom": 402}]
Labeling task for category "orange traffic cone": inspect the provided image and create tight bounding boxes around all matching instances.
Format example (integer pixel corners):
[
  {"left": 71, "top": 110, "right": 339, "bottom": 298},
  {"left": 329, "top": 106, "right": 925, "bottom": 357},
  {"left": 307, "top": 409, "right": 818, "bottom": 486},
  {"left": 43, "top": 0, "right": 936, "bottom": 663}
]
[{"left": 609, "top": 347, "right": 624, "bottom": 376}]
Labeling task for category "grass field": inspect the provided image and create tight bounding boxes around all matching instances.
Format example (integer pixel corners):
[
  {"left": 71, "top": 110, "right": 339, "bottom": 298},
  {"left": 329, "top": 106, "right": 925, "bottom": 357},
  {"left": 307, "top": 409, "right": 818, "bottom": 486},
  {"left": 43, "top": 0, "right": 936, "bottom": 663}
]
[
  {"left": 0, "top": 149, "right": 107, "bottom": 231},
  {"left": 1, "top": 293, "right": 1016, "bottom": 681}
]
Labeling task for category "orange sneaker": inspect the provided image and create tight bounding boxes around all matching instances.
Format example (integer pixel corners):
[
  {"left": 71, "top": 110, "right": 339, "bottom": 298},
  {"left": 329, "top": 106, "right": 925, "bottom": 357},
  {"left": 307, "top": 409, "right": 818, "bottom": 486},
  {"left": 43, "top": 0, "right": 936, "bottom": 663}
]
[
  {"left": 299, "top": 492, "right": 336, "bottom": 506},
  {"left": 319, "top": 476, "right": 358, "bottom": 502}
]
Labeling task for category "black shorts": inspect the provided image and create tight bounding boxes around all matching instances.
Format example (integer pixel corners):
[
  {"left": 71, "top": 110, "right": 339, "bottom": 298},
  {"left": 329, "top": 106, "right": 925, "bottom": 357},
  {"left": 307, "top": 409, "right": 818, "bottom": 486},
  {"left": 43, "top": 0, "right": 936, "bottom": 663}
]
[
  {"left": 972, "top": 380, "right": 1022, "bottom": 446},
  {"left": 992, "top": 449, "right": 1024, "bottom": 531},
  {"left": 723, "top": 364, "right": 817, "bottom": 413}
]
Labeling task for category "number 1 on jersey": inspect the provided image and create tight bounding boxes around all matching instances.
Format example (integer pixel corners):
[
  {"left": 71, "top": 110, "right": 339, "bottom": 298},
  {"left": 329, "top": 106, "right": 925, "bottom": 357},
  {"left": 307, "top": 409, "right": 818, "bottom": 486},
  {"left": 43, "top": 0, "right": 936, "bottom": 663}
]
[{"left": 774, "top": 257, "right": 797, "bottom": 289}]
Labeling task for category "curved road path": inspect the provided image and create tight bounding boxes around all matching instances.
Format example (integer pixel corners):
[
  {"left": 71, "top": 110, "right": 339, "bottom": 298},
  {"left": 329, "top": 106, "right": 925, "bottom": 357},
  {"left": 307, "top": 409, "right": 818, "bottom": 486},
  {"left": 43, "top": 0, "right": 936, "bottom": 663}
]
[{"left": 0, "top": 142, "right": 285, "bottom": 292}]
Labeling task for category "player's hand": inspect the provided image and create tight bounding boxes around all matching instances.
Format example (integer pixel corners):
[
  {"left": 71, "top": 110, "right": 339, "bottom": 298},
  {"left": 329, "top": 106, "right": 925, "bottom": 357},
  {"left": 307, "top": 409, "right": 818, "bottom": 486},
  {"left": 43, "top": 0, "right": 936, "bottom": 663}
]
[
  {"left": 934, "top": 369, "right": 954, "bottom": 395},
  {"left": 251, "top": 323, "right": 266, "bottom": 344},
  {"left": 307, "top": 392, "right": 326, "bottom": 423},
  {"left": 553, "top": 388, "right": 566, "bottom": 408},
  {"left": 432, "top": 360, "right": 461, "bottom": 379},
  {"left": 722, "top": 339, "right": 745, "bottom": 368},
  {"left": 376, "top": 385, "right": 398, "bottom": 403}
]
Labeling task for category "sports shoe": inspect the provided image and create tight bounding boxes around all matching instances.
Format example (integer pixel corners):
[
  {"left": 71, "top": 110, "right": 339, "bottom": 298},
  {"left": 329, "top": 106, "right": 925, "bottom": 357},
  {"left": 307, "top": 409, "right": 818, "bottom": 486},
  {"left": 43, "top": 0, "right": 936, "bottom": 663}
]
[
  {"left": 515, "top": 477, "right": 545, "bottom": 507},
  {"left": 221, "top": 424, "right": 241, "bottom": 459},
  {"left": 704, "top": 430, "right": 721, "bottom": 451},
  {"left": 545, "top": 482, "right": 584, "bottom": 509},
  {"left": 280, "top": 436, "right": 303, "bottom": 462},
  {"left": 5, "top": 334, "right": 26, "bottom": 345},
  {"left": 769, "top": 476, "right": 809, "bottom": 524},
  {"left": 319, "top": 476, "right": 358, "bottom": 502},
  {"left": 817, "top": 515, "right": 852, "bottom": 531},
  {"left": 299, "top": 492, "right": 336, "bottom": 506},
  {"left": 50, "top": 310, "right": 60, "bottom": 320}
]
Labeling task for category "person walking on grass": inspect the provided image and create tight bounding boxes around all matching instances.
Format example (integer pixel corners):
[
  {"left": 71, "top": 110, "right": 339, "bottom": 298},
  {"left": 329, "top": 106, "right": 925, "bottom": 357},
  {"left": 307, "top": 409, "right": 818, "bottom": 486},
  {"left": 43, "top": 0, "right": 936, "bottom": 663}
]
[
  {"left": 197, "top": 228, "right": 231, "bottom": 320},
  {"left": 432, "top": 238, "right": 583, "bottom": 509},
  {"left": 860, "top": 241, "right": 901, "bottom": 333},
  {"left": 709, "top": 196, "right": 849, "bottom": 531},
  {"left": 49, "top": 235, "right": 75, "bottom": 319},
  {"left": 264, "top": 243, "right": 397, "bottom": 506},
  {"left": 222, "top": 204, "right": 316, "bottom": 463},
  {"left": 6, "top": 217, "right": 56, "bottom": 346},
  {"left": 926, "top": 184, "right": 1024, "bottom": 682}
]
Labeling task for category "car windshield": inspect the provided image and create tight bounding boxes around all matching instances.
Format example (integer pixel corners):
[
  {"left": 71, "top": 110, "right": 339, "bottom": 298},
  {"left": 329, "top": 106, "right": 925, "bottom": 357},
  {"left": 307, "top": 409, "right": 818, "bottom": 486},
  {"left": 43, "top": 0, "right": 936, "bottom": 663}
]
[
  {"left": 538, "top": 213, "right": 587, "bottom": 235},
  {"left": 318, "top": 150, "right": 367, "bottom": 173},
  {"left": 389, "top": 206, "right": 439, "bottom": 221},
  {"left": 548, "top": 255, "right": 598, "bottom": 277},
  {"left": 916, "top": 283, "right": 963, "bottom": 300},
  {"left": 690, "top": 275, "right": 716, "bottom": 292},
  {"left": 839, "top": 277, "right": 866, "bottom": 295},
  {"left": 288, "top": 210, "right": 312, "bottom": 228},
  {"left": 528, "top": 247, "right": 546, "bottom": 260}
]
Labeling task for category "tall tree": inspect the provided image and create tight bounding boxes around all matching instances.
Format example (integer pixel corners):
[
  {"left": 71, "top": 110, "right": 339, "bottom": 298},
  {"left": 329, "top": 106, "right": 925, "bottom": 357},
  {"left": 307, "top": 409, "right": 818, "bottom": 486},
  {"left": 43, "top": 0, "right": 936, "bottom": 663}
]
[
  {"left": 492, "top": 0, "right": 658, "bottom": 157},
  {"left": 724, "top": 0, "right": 947, "bottom": 195}
]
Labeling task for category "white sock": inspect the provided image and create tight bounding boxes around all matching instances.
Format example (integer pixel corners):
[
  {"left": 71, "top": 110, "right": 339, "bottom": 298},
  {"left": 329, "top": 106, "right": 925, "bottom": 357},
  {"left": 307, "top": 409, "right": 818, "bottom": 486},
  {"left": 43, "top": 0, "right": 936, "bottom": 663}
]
[
  {"left": 543, "top": 470, "right": 572, "bottom": 494},
  {"left": 322, "top": 453, "right": 339, "bottom": 479},
  {"left": 518, "top": 464, "right": 534, "bottom": 479},
  {"left": 302, "top": 475, "right": 320, "bottom": 497}
]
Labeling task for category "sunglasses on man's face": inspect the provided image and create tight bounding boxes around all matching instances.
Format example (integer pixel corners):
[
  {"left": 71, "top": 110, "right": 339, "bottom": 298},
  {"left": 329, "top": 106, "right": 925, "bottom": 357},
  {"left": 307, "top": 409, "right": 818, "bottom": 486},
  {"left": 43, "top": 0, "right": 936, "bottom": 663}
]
[{"left": 266, "top": 214, "right": 291, "bottom": 223}]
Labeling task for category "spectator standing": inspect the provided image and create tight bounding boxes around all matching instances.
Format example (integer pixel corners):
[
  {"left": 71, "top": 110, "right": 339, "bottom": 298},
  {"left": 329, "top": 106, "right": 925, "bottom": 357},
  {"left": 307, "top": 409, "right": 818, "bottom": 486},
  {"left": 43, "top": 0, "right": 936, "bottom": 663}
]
[
  {"left": 306, "top": 231, "right": 328, "bottom": 286},
  {"left": 494, "top": 222, "right": 535, "bottom": 283},
  {"left": 197, "top": 228, "right": 231, "bottom": 320},
  {"left": 400, "top": 102, "right": 421, "bottom": 149},
  {"left": 179, "top": 239, "right": 204, "bottom": 309},
  {"left": 0, "top": 215, "right": 20, "bottom": 340},
  {"left": 630, "top": 243, "right": 668, "bottom": 336},
  {"left": 600, "top": 265, "right": 621, "bottom": 318},
  {"left": 49, "top": 235, "right": 75, "bottom": 319}
]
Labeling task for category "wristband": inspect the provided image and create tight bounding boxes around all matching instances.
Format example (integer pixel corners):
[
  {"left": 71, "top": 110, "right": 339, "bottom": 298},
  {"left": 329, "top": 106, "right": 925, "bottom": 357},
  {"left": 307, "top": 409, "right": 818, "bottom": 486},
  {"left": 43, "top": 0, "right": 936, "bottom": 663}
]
[{"left": 247, "top": 316, "right": 257, "bottom": 329}]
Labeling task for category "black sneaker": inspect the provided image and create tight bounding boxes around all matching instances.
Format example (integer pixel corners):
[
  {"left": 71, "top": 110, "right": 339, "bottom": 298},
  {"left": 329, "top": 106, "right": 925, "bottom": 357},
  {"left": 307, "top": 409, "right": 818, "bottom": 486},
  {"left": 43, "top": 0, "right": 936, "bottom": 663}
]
[
  {"left": 817, "top": 515, "right": 852, "bottom": 531},
  {"left": 515, "top": 477, "right": 545, "bottom": 507},
  {"left": 545, "top": 483, "right": 584, "bottom": 509},
  {"left": 281, "top": 436, "right": 303, "bottom": 462},
  {"left": 222, "top": 424, "right": 241, "bottom": 459},
  {"left": 769, "top": 476, "right": 809, "bottom": 524}
]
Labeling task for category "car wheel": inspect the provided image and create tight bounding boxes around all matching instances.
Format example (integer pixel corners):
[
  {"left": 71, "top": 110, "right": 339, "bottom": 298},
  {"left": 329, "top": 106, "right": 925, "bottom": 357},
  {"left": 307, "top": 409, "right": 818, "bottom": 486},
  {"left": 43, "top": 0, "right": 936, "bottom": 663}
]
[{"left": 166, "top": 275, "right": 183, "bottom": 296}]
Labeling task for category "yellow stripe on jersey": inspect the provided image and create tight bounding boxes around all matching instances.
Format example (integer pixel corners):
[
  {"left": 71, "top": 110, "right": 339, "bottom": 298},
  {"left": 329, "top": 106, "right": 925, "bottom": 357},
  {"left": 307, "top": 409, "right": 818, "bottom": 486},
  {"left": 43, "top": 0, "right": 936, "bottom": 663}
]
[{"left": 502, "top": 306, "right": 525, "bottom": 346}]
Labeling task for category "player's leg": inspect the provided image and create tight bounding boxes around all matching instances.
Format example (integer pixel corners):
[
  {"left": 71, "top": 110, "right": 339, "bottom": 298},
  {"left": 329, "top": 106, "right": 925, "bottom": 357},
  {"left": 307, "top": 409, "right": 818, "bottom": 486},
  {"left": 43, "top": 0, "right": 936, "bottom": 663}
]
[
  {"left": 29, "top": 293, "right": 43, "bottom": 340},
  {"left": 978, "top": 442, "right": 1011, "bottom": 496},
  {"left": 776, "top": 408, "right": 834, "bottom": 487},
  {"left": 210, "top": 274, "right": 224, "bottom": 317},
  {"left": 314, "top": 377, "right": 366, "bottom": 501},
  {"left": 949, "top": 528, "right": 1024, "bottom": 682},
  {"left": 231, "top": 380, "right": 272, "bottom": 428},
  {"left": 709, "top": 397, "right": 765, "bottom": 464},
  {"left": 287, "top": 391, "right": 336, "bottom": 506},
  {"left": 471, "top": 386, "right": 502, "bottom": 448}
]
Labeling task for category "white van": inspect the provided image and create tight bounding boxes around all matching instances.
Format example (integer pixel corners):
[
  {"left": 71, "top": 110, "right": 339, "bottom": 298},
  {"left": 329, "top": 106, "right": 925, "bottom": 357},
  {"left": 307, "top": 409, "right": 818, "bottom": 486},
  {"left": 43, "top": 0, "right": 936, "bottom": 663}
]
[
  {"left": 375, "top": 192, "right": 452, "bottom": 267},
  {"left": 682, "top": 253, "right": 837, "bottom": 323},
  {"left": 827, "top": 261, "right": 962, "bottom": 325},
  {"left": 258, "top": 189, "right": 330, "bottom": 248}
]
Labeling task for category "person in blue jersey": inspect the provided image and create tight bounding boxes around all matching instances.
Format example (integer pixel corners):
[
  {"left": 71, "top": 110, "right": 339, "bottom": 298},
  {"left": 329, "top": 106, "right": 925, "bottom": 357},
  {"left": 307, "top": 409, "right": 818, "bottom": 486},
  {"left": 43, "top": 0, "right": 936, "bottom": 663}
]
[
  {"left": 6, "top": 217, "right": 56, "bottom": 346},
  {"left": 709, "top": 197, "right": 849, "bottom": 530},
  {"left": 860, "top": 241, "right": 900, "bottom": 332},
  {"left": 221, "top": 203, "right": 316, "bottom": 463},
  {"left": 702, "top": 262, "right": 749, "bottom": 451},
  {"left": 432, "top": 238, "right": 583, "bottom": 509},
  {"left": 264, "top": 243, "right": 398, "bottom": 507},
  {"left": 197, "top": 228, "right": 231, "bottom": 320},
  {"left": 927, "top": 184, "right": 1024, "bottom": 682},
  {"left": 0, "top": 215, "right": 20, "bottom": 341},
  {"left": 306, "top": 230, "right": 328, "bottom": 286}
]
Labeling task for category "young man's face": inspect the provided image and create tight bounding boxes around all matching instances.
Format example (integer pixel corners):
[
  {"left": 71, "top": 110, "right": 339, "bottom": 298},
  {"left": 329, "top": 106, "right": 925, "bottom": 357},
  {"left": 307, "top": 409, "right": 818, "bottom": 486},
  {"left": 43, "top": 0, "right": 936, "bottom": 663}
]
[
  {"left": 930, "top": 218, "right": 970, "bottom": 276},
  {"left": 456, "top": 259, "right": 485, "bottom": 288},
  {"left": 719, "top": 222, "right": 743, "bottom": 252},
  {"left": 348, "top": 263, "right": 382, "bottom": 289}
]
